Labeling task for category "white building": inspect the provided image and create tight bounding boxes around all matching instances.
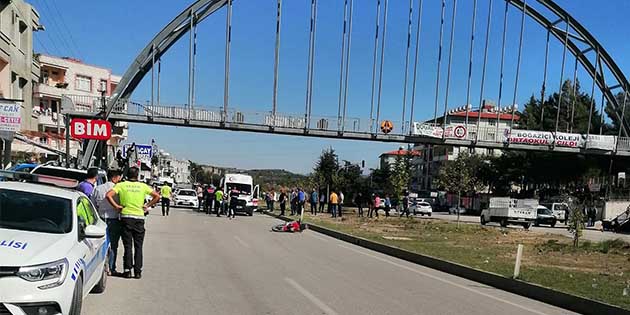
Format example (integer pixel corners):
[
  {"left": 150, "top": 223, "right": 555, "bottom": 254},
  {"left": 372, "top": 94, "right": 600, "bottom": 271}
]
[
  {"left": 154, "top": 149, "right": 190, "bottom": 186},
  {"left": 414, "top": 101, "right": 520, "bottom": 190}
]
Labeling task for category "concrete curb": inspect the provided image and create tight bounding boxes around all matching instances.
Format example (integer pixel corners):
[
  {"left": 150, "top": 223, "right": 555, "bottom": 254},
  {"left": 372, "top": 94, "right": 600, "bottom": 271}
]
[{"left": 263, "top": 211, "right": 629, "bottom": 315}]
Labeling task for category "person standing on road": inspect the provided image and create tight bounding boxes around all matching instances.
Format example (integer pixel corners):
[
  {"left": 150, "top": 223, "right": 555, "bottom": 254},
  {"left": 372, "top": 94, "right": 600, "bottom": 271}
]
[
  {"left": 77, "top": 167, "right": 99, "bottom": 197},
  {"left": 290, "top": 189, "right": 297, "bottom": 216},
  {"left": 338, "top": 191, "right": 344, "bottom": 217},
  {"left": 330, "top": 190, "right": 339, "bottom": 218},
  {"left": 196, "top": 185, "right": 204, "bottom": 212},
  {"left": 106, "top": 167, "right": 160, "bottom": 279},
  {"left": 204, "top": 186, "right": 215, "bottom": 214},
  {"left": 355, "top": 192, "right": 364, "bottom": 217},
  {"left": 279, "top": 189, "right": 287, "bottom": 216},
  {"left": 298, "top": 188, "right": 306, "bottom": 216},
  {"left": 269, "top": 189, "right": 276, "bottom": 212},
  {"left": 384, "top": 195, "right": 391, "bottom": 217},
  {"left": 400, "top": 191, "right": 410, "bottom": 218},
  {"left": 229, "top": 187, "right": 238, "bottom": 219},
  {"left": 91, "top": 170, "right": 123, "bottom": 275},
  {"left": 369, "top": 194, "right": 380, "bottom": 218},
  {"left": 310, "top": 189, "right": 318, "bottom": 215},
  {"left": 319, "top": 191, "right": 326, "bottom": 214},
  {"left": 160, "top": 183, "right": 172, "bottom": 216},
  {"left": 215, "top": 188, "right": 224, "bottom": 217}
]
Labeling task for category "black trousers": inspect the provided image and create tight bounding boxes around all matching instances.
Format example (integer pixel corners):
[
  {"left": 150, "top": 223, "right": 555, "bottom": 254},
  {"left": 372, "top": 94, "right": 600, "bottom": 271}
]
[
  {"left": 121, "top": 218, "right": 145, "bottom": 273},
  {"left": 215, "top": 200, "right": 222, "bottom": 216},
  {"left": 319, "top": 202, "right": 325, "bottom": 213},
  {"left": 280, "top": 202, "right": 286, "bottom": 216},
  {"left": 105, "top": 218, "right": 122, "bottom": 272},
  {"left": 161, "top": 198, "right": 170, "bottom": 216},
  {"left": 204, "top": 199, "right": 214, "bottom": 214},
  {"left": 357, "top": 204, "right": 363, "bottom": 217},
  {"left": 311, "top": 202, "right": 317, "bottom": 215}
]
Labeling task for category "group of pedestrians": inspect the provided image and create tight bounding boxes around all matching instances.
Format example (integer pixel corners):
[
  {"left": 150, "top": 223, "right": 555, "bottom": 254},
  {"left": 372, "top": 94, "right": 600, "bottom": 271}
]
[
  {"left": 193, "top": 184, "right": 240, "bottom": 219},
  {"left": 81, "top": 167, "right": 160, "bottom": 279},
  {"left": 264, "top": 186, "right": 413, "bottom": 220}
]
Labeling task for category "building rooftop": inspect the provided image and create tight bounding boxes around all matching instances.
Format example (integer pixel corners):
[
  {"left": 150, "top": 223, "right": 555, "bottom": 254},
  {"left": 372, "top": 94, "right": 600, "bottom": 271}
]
[
  {"left": 380, "top": 149, "right": 422, "bottom": 157},
  {"left": 430, "top": 102, "right": 521, "bottom": 122}
]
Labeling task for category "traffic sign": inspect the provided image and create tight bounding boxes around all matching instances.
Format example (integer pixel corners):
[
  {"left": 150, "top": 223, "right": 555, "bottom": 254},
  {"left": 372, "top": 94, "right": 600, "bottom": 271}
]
[
  {"left": 69, "top": 119, "right": 112, "bottom": 140},
  {"left": 380, "top": 120, "right": 394, "bottom": 134},
  {"left": 453, "top": 125, "right": 467, "bottom": 138}
]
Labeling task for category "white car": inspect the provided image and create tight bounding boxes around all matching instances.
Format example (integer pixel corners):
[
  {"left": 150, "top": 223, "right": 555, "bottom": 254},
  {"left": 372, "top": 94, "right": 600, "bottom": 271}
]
[
  {"left": 412, "top": 201, "right": 433, "bottom": 216},
  {"left": 0, "top": 178, "right": 109, "bottom": 315},
  {"left": 174, "top": 189, "right": 199, "bottom": 208}
]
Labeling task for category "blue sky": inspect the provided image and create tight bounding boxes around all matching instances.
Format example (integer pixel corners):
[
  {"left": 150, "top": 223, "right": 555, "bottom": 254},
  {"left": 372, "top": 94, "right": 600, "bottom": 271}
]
[{"left": 32, "top": 0, "right": 630, "bottom": 173}]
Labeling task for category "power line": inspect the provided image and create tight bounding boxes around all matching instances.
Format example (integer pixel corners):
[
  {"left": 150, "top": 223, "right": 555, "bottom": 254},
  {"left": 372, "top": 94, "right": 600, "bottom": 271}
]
[
  {"left": 46, "top": 0, "right": 84, "bottom": 59},
  {"left": 34, "top": 0, "right": 80, "bottom": 57},
  {"left": 34, "top": 35, "right": 50, "bottom": 55}
]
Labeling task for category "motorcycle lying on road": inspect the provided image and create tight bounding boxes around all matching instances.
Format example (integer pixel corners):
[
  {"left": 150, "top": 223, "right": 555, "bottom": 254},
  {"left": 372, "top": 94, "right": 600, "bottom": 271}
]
[{"left": 272, "top": 220, "right": 306, "bottom": 233}]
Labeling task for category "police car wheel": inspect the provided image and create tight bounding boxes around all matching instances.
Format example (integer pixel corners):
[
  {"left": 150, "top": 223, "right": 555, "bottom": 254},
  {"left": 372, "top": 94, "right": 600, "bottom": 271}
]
[
  {"left": 91, "top": 261, "right": 107, "bottom": 294},
  {"left": 69, "top": 275, "right": 83, "bottom": 315}
]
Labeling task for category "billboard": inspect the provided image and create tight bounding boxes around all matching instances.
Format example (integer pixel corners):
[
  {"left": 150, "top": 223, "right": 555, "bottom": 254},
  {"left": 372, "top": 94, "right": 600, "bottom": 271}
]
[
  {"left": 122, "top": 143, "right": 154, "bottom": 167},
  {"left": 0, "top": 101, "right": 21, "bottom": 132}
]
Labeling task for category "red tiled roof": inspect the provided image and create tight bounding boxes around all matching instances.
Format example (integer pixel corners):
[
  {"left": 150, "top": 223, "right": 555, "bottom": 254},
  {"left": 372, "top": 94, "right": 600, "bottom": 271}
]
[
  {"left": 450, "top": 111, "right": 520, "bottom": 121},
  {"left": 381, "top": 150, "right": 421, "bottom": 157}
]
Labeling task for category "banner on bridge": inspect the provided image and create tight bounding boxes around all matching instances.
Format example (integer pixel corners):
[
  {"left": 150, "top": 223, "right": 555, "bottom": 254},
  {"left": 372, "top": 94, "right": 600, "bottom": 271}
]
[{"left": 411, "top": 123, "right": 468, "bottom": 139}]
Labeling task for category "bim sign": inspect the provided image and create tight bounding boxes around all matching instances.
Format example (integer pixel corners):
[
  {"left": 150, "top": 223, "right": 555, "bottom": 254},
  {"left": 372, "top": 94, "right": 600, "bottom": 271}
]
[{"left": 70, "top": 119, "right": 112, "bottom": 140}]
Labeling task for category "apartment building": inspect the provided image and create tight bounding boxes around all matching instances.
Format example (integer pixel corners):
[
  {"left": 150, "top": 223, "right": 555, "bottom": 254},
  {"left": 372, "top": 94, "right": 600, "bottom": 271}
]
[{"left": 414, "top": 101, "right": 520, "bottom": 190}]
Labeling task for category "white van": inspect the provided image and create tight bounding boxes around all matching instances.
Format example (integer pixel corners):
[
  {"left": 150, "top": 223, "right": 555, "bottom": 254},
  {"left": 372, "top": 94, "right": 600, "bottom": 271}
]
[
  {"left": 220, "top": 174, "right": 259, "bottom": 216},
  {"left": 480, "top": 197, "right": 537, "bottom": 229}
]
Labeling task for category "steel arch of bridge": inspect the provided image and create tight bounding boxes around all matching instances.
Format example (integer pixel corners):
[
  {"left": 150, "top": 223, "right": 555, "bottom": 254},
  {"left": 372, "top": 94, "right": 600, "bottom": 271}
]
[{"left": 81, "top": 0, "right": 630, "bottom": 168}]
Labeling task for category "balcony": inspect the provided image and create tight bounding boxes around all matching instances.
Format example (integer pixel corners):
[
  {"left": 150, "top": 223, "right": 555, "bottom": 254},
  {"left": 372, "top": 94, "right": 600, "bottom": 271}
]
[
  {"left": 37, "top": 112, "right": 65, "bottom": 129},
  {"left": 34, "top": 82, "right": 68, "bottom": 98}
]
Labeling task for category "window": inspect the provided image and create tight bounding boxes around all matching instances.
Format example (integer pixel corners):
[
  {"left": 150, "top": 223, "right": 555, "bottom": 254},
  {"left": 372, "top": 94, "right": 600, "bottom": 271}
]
[
  {"left": 11, "top": 72, "right": 17, "bottom": 98},
  {"left": 99, "top": 79, "right": 107, "bottom": 92},
  {"left": 0, "top": 189, "right": 73, "bottom": 234},
  {"left": 488, "top": 120, "right": 497, "bottom": 126},
  {"left": 75, "top": 75, "right": 92, "bottom": 92},
  {"left": 18, "top": 20, "right": 26, "bottom": 51},
  {"left": 77, "top": 197, "right": 97, "bottom": 226}
]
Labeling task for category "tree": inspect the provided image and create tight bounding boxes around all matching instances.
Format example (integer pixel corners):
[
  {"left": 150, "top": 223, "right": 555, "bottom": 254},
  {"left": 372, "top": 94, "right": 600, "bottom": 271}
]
[
  {"left": 605, "top": 91, "right": 629, "bottom": 136},
  {"left": 435, "top": 152, "right": 481, "bottom": 228},
  {"left": 391, "top": 153, "right": 411, "bottom": 200},
  {"left": 568, "top": 198, "right": 586, "bottom": 248},
  {"left": 313, "top": 147, "right": 339, "bottom": 194},
  {"left": 519, "top": 79, "right": 606, "bottom": 134}
]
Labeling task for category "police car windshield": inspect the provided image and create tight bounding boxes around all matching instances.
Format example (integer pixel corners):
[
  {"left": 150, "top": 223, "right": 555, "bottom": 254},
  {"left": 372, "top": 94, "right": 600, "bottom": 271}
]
[
  {"left": 0, "top": 189, "right": 72, "bottom": 234},
  {"left": 178, "top": 190, "right": 196, "bottom": 196}
]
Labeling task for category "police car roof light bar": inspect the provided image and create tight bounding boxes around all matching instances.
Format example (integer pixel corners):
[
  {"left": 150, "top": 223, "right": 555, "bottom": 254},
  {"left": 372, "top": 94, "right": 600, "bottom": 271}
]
[{"left": 0, "top": 170, "right": 79, "bottom": 189}]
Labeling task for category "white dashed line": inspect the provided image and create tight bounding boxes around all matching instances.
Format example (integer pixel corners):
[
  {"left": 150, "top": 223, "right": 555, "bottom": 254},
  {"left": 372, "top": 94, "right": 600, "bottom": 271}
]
[
  {"left": 285, "top": 278, "right": 339, "bottom": 315},
  {"left": 234, "top": 236, "right": 250, "bottom": 248}
]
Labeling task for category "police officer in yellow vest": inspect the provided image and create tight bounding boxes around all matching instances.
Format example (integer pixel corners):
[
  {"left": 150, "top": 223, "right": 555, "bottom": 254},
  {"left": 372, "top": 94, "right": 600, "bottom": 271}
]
[{"left": 106, "top": 167, "right": 160, "bottom": 279}]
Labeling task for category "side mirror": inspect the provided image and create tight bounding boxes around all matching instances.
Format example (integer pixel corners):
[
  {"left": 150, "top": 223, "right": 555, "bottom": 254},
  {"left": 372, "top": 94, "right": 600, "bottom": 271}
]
[{"left": 84, "top": 225, "right": 106, "bottom": 239}]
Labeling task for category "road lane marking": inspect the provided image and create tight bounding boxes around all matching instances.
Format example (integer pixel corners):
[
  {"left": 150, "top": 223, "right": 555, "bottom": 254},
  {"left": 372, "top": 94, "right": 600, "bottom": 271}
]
[
  {"left": 234, "top": 236, "right": 250, "bottom": 248},
  {"left": 285, "top": 278, "right": 339, "bottom": 315},
  {"left": 339, "top": 245, "right": 550, "bottom": 315}
]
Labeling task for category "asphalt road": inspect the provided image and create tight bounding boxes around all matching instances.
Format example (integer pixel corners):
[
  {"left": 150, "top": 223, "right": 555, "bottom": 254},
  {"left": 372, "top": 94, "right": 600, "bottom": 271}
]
[
  {"left": 427, "top": 212, "right": 630, "bottom": 242},
  {"left": 83, "top": 207, "right": 576, "bottom": 315}
]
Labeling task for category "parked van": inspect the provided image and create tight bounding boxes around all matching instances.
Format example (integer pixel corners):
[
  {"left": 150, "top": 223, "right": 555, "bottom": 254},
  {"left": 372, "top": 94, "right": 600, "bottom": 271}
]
[
  {"left": 480, "top": 197, "right": 538, "bottom": 229},
  {"left": 220, "top": 173, "right": 259, "bottom": 216}
]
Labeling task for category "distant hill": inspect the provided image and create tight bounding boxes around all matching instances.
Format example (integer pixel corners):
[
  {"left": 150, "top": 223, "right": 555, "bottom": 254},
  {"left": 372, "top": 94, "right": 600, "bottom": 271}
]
[{"left": 197, "top": 164, "right": 309, "bottom": 189}]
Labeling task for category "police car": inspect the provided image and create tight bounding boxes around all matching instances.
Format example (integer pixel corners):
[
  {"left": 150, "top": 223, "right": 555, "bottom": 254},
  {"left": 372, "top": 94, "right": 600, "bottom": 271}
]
[{"left": 0, "top": 172, "right": 109, "bottom": 315}]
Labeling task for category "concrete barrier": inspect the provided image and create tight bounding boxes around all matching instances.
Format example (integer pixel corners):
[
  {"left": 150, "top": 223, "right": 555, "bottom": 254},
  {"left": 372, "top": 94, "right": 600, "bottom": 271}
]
[{"left": 264, "top": 211, "right": 630, "bottom": 315}]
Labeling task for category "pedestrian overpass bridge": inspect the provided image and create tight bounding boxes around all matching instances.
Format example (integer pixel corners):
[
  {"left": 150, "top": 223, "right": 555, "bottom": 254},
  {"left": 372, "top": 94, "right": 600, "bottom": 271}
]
[{"left": 73, "top": 0, "right": 630, "bottom": 167}]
